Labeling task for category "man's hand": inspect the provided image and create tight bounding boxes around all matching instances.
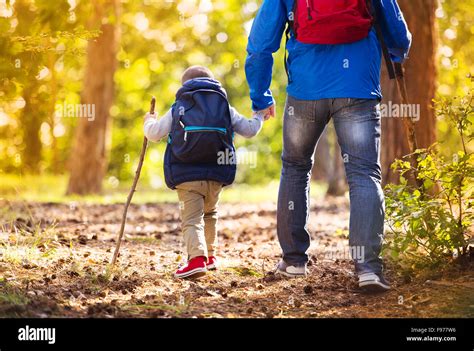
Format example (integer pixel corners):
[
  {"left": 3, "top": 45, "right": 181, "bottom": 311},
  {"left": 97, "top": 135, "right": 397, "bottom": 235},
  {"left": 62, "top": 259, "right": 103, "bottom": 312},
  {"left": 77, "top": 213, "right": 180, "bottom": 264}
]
[{"left": 256, "top": 104, "right": 275, "bottom": 121}]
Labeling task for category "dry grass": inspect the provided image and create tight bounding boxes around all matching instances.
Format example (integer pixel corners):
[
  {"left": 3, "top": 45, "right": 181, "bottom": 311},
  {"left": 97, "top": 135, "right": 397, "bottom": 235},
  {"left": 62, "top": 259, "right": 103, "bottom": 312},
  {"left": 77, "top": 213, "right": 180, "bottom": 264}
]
[{"left": 0, "top": 199, "right": 473, "bottom": 318}]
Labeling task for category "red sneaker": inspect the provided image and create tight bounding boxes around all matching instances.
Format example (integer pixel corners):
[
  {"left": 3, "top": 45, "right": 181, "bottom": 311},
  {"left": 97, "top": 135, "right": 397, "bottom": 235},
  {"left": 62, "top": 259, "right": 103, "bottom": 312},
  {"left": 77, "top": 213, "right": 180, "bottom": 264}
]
[
  {"left": 207, "top": 256, "right": 218, "bottom": 270},
  {"left": 174, "top": 256, "right": 207, "bottom": 279}
]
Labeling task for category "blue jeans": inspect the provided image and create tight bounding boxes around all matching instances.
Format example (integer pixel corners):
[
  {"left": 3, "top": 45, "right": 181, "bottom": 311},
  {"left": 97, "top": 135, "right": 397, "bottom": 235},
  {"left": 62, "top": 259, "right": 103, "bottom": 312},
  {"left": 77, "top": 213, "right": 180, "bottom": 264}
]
[{"left": 277, "top": 96, "right": 384, "bottom": 274}]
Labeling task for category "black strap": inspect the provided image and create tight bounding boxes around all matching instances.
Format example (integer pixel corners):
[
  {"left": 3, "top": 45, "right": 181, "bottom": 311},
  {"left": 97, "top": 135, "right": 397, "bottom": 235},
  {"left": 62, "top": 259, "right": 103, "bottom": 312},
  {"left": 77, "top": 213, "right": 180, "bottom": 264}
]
[{"left": 284, "top": 23, "right": 291, "bottom": 83}]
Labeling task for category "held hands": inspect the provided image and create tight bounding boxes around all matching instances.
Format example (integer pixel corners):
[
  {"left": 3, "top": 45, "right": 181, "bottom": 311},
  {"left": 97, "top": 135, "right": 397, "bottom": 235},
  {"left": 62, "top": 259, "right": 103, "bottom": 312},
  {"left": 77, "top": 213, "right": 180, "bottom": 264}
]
[{"left": 254, "top": 104, "right": 275, "bottom": 121}]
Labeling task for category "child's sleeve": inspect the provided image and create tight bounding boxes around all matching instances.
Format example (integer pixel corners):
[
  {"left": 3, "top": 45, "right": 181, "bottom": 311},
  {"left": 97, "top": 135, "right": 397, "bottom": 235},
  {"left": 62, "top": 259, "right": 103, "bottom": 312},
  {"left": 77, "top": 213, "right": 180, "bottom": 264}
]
[
  {"left": 143, "top": 108, "right": 172, "bottom": 142},
  {"left": 229, "top": 106, "right": 263, "bottom": 138}
]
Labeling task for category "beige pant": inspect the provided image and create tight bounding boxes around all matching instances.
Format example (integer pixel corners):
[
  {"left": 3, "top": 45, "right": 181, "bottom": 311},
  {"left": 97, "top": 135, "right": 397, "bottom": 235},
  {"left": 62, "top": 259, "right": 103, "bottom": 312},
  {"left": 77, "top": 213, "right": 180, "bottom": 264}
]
[{"left": 176, "top": 180, "right": 223, "bottom": 260}]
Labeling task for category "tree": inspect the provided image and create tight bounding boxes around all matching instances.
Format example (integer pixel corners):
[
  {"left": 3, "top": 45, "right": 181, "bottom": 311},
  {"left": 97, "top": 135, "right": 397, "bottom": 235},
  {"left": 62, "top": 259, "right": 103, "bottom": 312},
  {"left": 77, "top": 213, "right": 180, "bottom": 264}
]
[
  {"left": 326, "top": 141, "right": 347, "bottom": 196},
  {"left": 19, "top": 81, "right": 44, "bottom": 172},
  {"left": 66, "top": 0, "right": 120, "bottom": 195},
  {"left": 312, "top": 129, "right": 330, "bottom": 182},
  {"left": 313, "top": 126, "right": 348, "bottom": 196},
  {"left": 380, "top": 0, "right": 438, "bottom": 184},
  {"left": 0, "top": 0, "right": 96, "bottom": 174}
]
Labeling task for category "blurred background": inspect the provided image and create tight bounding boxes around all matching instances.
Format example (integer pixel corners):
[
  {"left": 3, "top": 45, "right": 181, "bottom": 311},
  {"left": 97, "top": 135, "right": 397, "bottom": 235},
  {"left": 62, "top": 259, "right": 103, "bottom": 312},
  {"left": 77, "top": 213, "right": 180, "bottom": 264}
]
[{"left": 0, "top": 0, "right": 472, "bottom": 203}]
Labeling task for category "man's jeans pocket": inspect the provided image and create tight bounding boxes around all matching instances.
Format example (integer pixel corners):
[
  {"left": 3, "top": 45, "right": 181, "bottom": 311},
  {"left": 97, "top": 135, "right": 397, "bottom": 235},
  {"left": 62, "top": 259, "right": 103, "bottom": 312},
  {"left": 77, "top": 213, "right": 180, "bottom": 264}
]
[
  {"left": 335, "top": 98, "right": 381, "bottom": 121},
  {"left": 285, "top": 96, "right": 315, "bottom": 122}
]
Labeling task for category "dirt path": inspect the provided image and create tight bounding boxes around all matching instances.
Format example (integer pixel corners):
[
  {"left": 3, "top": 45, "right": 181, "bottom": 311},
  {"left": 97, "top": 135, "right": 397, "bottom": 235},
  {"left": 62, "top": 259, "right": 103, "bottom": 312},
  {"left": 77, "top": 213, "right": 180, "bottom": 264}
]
[{"left": 0, "top": 199, "right": 473, "bottom": 318}]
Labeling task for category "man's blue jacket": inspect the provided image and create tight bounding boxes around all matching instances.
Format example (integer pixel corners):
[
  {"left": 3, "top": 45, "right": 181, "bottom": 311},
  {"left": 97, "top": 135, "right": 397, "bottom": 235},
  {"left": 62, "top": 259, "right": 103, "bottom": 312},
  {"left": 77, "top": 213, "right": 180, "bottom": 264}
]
[{"left": 245, "top": 0, "right": 412, "bottom": 111}]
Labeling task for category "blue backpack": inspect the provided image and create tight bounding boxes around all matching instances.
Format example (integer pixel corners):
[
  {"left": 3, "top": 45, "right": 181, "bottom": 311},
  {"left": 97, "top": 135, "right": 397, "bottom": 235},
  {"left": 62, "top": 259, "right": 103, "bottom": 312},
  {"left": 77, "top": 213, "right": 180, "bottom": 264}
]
[{"left": 164, "top": 78, "right": 236, "bottom": 189}]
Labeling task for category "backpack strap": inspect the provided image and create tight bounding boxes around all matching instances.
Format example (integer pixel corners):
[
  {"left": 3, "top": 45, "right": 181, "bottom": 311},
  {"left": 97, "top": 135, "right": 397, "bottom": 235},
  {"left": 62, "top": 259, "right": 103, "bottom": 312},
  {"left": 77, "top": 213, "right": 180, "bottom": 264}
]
[
  {"left": 284, "top": 1, "right": 298, "bottom": 83},
  {"left": 284, "top": 23, "right": 291, "bottom": 83},
  {"left": 366, "top": 0, "right": 396, "bottom": 80}
]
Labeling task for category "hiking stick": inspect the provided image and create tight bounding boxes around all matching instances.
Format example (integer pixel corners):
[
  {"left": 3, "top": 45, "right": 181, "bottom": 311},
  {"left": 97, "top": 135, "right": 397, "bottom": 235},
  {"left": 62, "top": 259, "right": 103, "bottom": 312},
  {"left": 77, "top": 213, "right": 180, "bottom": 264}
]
[
  {"left": 369, "top": 0, "right": 423, "bottom": 187},
  {"left": 111, "top": 96, "right": 155, "bottom": 265},
  {"left": 393, "top": 63, "right": 424, "bottom": 189},
  {"left": 394, "top": 63, "right": 419, "bottom": 153}
]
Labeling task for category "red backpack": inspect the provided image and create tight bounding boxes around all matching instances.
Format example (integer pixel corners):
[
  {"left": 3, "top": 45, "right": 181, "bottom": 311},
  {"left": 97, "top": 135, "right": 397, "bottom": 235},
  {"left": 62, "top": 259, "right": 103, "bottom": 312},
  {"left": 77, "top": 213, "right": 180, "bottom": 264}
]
[
  {"left": 292, "top": 0, "right": 373, "bottom": 44},
  {"left": 285, "top": 0, "right": 397, "bottom": 81}
]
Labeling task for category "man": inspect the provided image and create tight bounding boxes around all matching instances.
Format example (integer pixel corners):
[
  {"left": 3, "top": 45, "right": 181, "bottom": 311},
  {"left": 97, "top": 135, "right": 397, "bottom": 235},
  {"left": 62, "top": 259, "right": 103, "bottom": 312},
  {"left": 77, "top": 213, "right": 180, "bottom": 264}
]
[{"left": 245, "top": 0, "right": 411, "bottom": 292}]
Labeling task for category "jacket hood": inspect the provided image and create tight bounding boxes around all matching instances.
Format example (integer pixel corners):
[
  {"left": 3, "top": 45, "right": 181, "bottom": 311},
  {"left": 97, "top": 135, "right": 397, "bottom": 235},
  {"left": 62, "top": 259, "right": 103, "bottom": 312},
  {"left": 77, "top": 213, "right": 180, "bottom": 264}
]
[{"left": 176, "top": 77, "right": 227, "bottom": 99}]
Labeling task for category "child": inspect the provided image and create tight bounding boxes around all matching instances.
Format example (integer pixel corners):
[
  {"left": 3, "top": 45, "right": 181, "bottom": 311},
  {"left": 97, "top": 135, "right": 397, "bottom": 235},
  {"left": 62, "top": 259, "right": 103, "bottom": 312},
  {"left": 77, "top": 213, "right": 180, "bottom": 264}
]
[{"left": 144, "top": 66, "right": 264, "bottom": 279}]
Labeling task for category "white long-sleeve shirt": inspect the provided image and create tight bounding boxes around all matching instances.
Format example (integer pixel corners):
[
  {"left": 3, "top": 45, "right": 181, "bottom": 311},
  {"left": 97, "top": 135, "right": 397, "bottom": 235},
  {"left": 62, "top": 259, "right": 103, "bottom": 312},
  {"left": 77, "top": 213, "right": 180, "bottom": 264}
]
[{"left": 144, "top": 107, "right": 263, "bottom": 142}]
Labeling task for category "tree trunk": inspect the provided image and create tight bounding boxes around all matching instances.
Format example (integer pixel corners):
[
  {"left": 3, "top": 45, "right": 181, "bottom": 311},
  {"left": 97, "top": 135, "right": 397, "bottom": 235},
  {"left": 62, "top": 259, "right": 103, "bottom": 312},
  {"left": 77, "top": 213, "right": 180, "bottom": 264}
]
[
  {"left": 380, "top": 0, "right": 438, "bottom": 184},
  {"left": 66, "top": 0, "right": 120, "bottom": 195},
  {"left": 47, "top": 53, "right": 60, "bottom": 174},
  {"left": 19, "top": 82, "right": 43, "bottom": 173},
  {"left": 326, "top": 126, "right": 347, "bottom": 196},
  {"left": 327, "top": 154, "right": 347, "bottom": 196},
  {"left": 312, "top": 125, "right": 348, "bottom": 196},
  {"left": 312, "top": 128, "right": 330, "bottom": 181}
]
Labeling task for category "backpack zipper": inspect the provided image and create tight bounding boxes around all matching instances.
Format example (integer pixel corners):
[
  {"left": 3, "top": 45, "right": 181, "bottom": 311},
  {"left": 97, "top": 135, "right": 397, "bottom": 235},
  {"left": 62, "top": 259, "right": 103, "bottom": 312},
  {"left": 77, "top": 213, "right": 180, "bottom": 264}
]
[
  {"left": 306, "top": 0, "right": 313, "bottom": 20},
  {"left": 179, "top": 120, "right": 187, "bottom": 141},
  {"left": 182, "top": 125, "right": 227, "bottom": 142}
]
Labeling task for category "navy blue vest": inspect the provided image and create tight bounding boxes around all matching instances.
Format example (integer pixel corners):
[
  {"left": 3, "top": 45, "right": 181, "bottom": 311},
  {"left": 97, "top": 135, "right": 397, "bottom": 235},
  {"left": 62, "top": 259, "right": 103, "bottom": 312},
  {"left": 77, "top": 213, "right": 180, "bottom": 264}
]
[{"left": 164, "top": 78, "right": 236, "bottom": 189}]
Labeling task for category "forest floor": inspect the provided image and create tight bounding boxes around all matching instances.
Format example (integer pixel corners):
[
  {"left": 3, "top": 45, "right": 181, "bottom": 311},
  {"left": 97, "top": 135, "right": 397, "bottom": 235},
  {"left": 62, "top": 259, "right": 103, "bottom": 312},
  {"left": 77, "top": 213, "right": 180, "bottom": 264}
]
[{"left": 0, "top": 198, "right": 473, "bottom": 318}]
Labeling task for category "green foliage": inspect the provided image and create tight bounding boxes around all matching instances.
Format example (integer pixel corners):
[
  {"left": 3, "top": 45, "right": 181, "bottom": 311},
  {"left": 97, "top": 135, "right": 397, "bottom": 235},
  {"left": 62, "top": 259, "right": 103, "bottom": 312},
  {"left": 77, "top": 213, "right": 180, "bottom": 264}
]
[
  {"left": 0, "top": 0, "right": 287, "bottom": 184},
  {"left": 384, "top": 89, "right": 474, "bottom": 271},
  {"left": 0, "top": 279, "right": 30, "bottom": 307},
  {"left": 228, "top": 266, "right": 263, "bottom": 278},
  {"left": 436, "top": 0, "right": 474, "bottom": 158},
  {"left": 0, "top": 0, "right": 99, "bottom": 173},
  {"left": 0, "top": 0, "right": 472, "bottom": 187}
]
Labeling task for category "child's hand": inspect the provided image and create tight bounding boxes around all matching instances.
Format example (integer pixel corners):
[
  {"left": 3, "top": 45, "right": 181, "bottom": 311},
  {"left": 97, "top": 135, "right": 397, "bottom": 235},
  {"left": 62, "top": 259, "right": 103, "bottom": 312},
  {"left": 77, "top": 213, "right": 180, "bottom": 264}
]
[
  {"left": 144, "top": 112, "right": 156, "bottom": 121},
  {"left": 253, "top": 111, "right": 265, "bottom": 120}
]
